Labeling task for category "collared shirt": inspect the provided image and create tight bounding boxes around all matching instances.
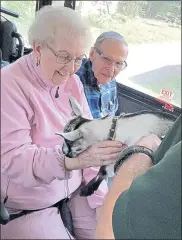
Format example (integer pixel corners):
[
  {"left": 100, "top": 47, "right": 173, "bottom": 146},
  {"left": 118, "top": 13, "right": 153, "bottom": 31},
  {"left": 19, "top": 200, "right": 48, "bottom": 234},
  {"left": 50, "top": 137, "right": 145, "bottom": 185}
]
[
  {"left": 76, "top": 59, "right": 118, "bottom": 119},
  {"left": 1, "top": 60, "right": 10, "bottom": 68}
]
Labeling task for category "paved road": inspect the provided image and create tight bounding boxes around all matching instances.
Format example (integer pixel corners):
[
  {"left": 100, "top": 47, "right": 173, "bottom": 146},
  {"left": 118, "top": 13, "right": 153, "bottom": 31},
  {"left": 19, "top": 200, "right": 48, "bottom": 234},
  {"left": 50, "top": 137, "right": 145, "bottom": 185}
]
[
  {"left": 116, "top": 41, "right": 181, "bottom": 82},
  {"left": 116, "top": 41, "right": 181, "bottom": 106}
]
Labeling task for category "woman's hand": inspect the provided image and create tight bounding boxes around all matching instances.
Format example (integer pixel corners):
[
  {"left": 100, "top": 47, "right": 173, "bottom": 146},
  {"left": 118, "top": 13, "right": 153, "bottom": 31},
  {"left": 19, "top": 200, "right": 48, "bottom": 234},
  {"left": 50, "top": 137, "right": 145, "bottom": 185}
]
[{"left": 65, "top": 140, "right": 126, "bottom": 171}]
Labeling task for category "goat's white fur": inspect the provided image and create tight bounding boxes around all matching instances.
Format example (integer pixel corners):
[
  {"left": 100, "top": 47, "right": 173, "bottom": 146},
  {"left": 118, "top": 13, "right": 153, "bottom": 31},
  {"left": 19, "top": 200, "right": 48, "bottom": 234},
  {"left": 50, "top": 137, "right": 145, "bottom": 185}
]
[{"left": 58, "top": 97, "right": 174, "bottom": 177}]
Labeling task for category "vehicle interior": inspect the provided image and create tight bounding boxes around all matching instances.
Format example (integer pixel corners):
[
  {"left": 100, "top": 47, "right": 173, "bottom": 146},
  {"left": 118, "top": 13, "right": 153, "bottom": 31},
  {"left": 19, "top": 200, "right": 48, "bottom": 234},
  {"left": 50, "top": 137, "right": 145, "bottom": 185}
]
[
  {"left": 0, "top": 0, "right": 181, "bottom": 227},
  {"left": 1, "top": 0, "right": 181, "bottom": 117}
]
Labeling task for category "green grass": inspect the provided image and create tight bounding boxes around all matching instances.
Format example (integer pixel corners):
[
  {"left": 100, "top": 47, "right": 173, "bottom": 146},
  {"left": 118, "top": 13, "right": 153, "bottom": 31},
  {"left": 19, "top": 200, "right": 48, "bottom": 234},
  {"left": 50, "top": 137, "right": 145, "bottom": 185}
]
[
  {"left": 89, "top": 17, "right": 181, "bottom": 107},
  {"left": 142, "top": 77, "right": 181, "bottom": 107},
  {"left": 89, "top": 17, "right": 181, "bottom": 45},
  {"left": 125, "top": 76, "right": 181, "bottom": 108}
]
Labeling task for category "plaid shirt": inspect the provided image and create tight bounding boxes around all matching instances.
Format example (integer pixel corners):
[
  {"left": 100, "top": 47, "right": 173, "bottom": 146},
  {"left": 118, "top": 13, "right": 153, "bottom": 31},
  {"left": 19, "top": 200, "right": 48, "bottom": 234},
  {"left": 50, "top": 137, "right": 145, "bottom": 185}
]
[{"left": 76, "top": 59, "right": 118, "bottom": 119}]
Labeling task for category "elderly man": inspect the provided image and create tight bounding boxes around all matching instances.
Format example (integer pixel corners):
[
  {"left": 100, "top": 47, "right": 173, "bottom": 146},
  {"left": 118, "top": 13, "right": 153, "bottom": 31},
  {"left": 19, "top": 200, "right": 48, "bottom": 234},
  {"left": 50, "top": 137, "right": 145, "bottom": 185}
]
[{"left": 76, "top": 31, "right": 128, "bottom": 119}]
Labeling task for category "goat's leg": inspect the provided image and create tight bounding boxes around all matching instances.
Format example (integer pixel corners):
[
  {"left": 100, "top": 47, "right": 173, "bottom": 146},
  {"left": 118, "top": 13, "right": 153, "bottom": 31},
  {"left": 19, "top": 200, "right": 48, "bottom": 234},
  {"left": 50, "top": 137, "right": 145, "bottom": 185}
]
[
  {"left": 79, "top": 166, "right": 107, "bottom": 197},
  {"left": 79, "top": 146, "right": 154, "bottom": 197}
]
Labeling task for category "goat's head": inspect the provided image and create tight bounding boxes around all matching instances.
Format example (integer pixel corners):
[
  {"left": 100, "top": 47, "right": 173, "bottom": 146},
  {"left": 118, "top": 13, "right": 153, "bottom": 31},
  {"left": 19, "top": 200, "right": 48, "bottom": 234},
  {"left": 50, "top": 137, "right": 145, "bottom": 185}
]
[{"left": 56, "top": 96, "right": 112, "bottom": 157}]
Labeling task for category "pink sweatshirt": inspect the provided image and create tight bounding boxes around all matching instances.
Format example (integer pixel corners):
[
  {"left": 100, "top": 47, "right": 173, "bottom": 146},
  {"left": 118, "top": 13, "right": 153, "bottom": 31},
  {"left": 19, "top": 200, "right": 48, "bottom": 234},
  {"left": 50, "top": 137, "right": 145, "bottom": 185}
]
[{"left": 1, "top": 53, "right": 108, "bottom": 211}]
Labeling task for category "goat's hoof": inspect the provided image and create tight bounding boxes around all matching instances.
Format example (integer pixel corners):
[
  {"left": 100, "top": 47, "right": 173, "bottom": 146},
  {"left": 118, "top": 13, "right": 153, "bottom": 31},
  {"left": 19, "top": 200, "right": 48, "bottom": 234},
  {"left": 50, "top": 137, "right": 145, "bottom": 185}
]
[{"left": 79, "top": 187, "right": 93, "bottom": 197}]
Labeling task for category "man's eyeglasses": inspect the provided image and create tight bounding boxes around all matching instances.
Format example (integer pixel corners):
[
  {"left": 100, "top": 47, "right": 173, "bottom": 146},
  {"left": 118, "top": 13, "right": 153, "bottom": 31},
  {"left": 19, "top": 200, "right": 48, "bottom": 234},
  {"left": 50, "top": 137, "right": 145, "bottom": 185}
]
[
  {"left": 94, "top": 47, "right": 127, "bottom": 71},
  {"left": 47, "top": 44, "right": 87, "bottom": 66}
]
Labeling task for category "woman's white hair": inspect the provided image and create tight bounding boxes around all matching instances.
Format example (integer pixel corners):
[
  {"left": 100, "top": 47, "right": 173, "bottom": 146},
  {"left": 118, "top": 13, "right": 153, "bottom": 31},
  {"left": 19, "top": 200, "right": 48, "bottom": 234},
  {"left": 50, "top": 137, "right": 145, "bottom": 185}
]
[{"left": 28, "top": 5, "right": 92, "bottom": 47}]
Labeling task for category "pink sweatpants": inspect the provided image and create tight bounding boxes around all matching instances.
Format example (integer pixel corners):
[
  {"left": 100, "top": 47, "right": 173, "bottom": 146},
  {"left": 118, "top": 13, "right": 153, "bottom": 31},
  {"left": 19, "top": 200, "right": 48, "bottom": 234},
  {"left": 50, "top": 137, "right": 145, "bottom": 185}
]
[{"left": 1, "top": 194, "right": 96, "bottom": 239}]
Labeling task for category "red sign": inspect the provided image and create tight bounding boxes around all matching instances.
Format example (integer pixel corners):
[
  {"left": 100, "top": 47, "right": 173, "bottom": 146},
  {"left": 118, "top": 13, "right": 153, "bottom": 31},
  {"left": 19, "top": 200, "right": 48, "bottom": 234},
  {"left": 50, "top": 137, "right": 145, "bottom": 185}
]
[
  {"left": 160, "top": 88, "right": 174, "bottom": 101},
  {"left": 155, "top": 88, "right": 175, "bottom": 112}
]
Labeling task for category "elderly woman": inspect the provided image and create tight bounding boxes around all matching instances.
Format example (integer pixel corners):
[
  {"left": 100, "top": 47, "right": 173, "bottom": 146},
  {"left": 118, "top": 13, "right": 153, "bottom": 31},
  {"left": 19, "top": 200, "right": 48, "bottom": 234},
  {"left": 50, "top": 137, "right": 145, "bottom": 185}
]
[{"left": 1, "top": 6, "right": 124, "bottom": 239}]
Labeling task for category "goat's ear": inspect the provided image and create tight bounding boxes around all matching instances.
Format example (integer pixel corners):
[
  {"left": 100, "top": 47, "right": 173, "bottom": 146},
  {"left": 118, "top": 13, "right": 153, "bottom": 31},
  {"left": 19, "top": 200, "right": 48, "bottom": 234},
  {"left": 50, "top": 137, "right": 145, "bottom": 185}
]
[
  {"left": 69, "top": 96, "right": 83, "bottom": 117},
  {"left": 56, "top": 129, "right": 83, "bottom": 141}
]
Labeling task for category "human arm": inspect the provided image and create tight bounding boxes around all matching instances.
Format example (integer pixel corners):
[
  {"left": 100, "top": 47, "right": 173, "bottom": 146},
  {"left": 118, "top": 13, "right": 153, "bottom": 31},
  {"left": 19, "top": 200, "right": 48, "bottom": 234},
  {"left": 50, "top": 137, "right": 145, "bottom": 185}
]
[
  {"left": 111, "top": 142, "right": 181, "bottom": 239},
  {"left": 111, "top": 118, "right": 181, "bottom": 239},
  {"left": 1, "top": 75, "right": 72, "bottom": 188},
  {"left": 1, "top": 76, "right": 126, "bottom": 189},
  {"left": 95, "top": 134, "right": 162, "bottom": 238},
  {"left": 95, "top": 153, "right": 152, "bottom": 239}
]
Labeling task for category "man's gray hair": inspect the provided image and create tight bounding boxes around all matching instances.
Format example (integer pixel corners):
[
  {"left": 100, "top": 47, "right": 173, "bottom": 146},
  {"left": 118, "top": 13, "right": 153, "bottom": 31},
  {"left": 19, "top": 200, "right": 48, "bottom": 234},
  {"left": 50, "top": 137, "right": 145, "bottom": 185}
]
[
  {"left": 94, "top": 31, "right": 128, "bottom": 48},
  {"left": 28, "top": 5, "right": 92, "bottom": 47}
]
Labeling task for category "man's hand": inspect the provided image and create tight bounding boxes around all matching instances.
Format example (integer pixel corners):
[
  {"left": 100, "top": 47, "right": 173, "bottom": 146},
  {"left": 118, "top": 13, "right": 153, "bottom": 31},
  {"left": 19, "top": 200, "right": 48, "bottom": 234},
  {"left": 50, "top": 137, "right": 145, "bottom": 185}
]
[{"left": 137, "top": 134, "right": 162, "bottom": 152}]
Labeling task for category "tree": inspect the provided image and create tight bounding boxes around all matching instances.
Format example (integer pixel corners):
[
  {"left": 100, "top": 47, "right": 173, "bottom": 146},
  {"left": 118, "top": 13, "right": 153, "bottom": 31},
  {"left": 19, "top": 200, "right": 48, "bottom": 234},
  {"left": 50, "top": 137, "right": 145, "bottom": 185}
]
[
  {"left": 1, "top": 1, "right": 36, "bottom": 45},
  {"left": 116, "top": 1, "right": 146, "bottom": 18},
  {"left": 76, "top": 1, "right": 83, "bottom": 14}
]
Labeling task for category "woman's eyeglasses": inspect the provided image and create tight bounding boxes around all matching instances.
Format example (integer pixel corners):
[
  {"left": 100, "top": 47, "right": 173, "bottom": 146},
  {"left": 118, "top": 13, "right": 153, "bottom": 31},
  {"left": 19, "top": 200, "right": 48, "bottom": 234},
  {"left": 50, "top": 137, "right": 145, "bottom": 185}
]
[{"left": 47, "top": 44, "right": 87, "bottom": 66}]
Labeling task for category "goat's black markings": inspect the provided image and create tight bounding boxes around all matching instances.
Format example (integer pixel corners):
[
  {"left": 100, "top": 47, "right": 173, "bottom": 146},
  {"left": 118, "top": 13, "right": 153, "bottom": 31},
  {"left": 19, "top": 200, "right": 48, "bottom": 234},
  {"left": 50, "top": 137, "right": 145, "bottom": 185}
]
[
  {"left": 63, "top": 116, "right": 91, "bottom": 133},
  {"left": 63, "top": 116, "right": 91, "bottom": 154},
  {"left": 62, "top": 110, "right": 175, "bottom": 197},
  {"left": 79, "top": 117, "right": 119, "bottom": 197},
  {"left": 108, "top": 116, "right": 118, "bottom": 140}
]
